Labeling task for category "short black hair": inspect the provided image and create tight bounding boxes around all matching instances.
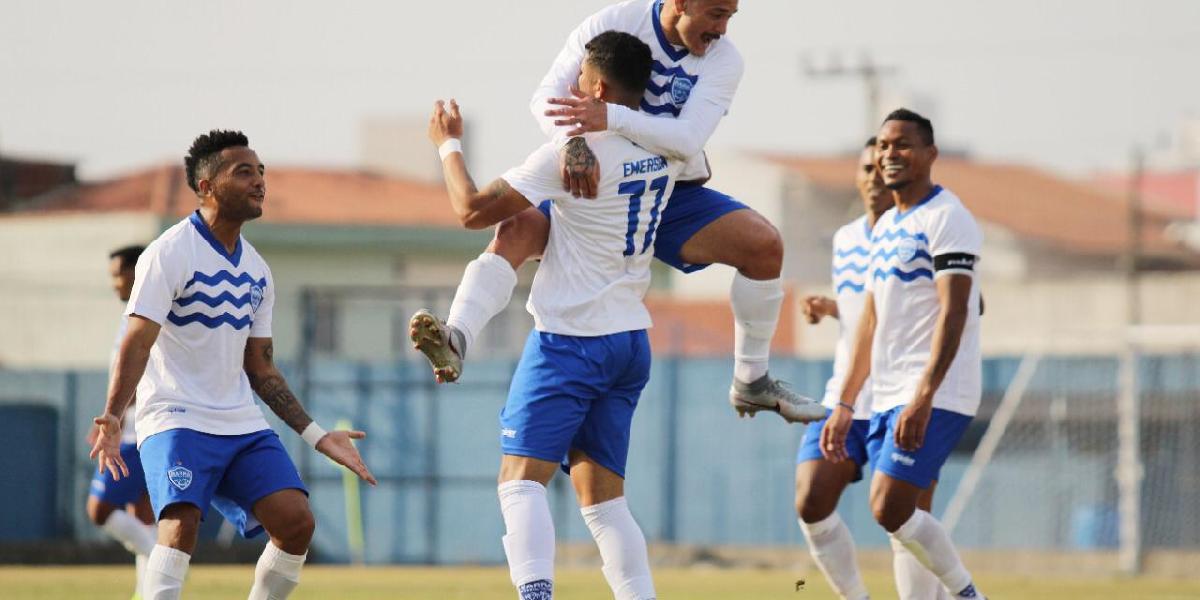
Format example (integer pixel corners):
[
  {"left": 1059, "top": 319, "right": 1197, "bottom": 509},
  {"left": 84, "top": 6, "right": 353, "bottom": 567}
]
[
  {"left": 882, "top": 108, "right": 935, "bottom": 145},
  {"left": 109, "top": 244, "right": 145, "bottom": 270},
  {"left": 185, "top": 130, "right": 249, "bottom": 193},
  {"left": 584, "top": 31, "right": 653, "bottom": 96},
  {"left": 865, "top": 136, "right": 877, "bottom": 148}
]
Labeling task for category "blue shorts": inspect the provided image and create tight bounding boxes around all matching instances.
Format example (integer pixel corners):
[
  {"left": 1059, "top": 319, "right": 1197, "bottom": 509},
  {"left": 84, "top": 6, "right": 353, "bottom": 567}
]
[
  {"left": 89, "top": 441, "right": 148, "bottom": 506},
  {"left": 500, "top": 329, "right": 651, "bottom": 479},
  {"left": 796, "top": 410, "right": 872, "bottom": 483},
  {"left": 866, "top": 406, "right": 972, "bottom": 489},
  {"left": 139, "top": 428, "right": 307, "bottom": 539},
  {"left": 653, "top": 183, "right": 749, "bottom": 273}
]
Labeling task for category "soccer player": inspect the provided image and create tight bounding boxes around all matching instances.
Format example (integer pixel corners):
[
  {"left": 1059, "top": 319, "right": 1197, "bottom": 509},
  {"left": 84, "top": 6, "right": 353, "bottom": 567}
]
[
  {"left": 90, "top": 130, "right": 376, "bottom": 600},
  {"left": 425, "top": 31, "right": 672, "bottom": 600},
  {"left": 412, "top": 0, "right": 824, "bottom": 425},
  {"left": 795, "top": 141, "right": 947, "bottom": 599},
  {"left": 86, "top": 244, "right": 157, "bottom": 600},
  {"left": 822, "top": 109, "right": 986, "bottom": 599}
]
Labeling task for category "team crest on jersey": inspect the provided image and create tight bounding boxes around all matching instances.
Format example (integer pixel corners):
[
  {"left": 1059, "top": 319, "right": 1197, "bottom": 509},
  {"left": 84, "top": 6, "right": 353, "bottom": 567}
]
[
  {"left": 897, "top": 238, "right": 920, "bottom": 263},
  {"left": 670, "top": 76, "right": 693, "bottom": 104},
  {"left": 250, "top": 284, "right": 264, "bottom": 312},
  {"left": 167, "top": 466, "right": 193, "bottom": 491}
]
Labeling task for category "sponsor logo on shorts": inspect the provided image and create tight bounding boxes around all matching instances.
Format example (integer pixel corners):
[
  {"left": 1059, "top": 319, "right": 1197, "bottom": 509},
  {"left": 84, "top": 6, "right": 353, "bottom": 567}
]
[
  {"left": 890, "top": 452, "right": 916, "bottom": 467},
  {"left": 501, "top": 428, "right": 517, "bottom": 439},
  {"left": 168, "top": 465, "right": 193, "bottom": 491}
]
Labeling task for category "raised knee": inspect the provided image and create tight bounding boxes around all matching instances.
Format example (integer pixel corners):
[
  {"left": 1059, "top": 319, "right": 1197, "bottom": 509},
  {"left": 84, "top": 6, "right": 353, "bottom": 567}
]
[
  {"left": 490, "top": 210, "right": 549, "bottom": 267},
  {"left": 735, "top": 215, "right": 783, "bottom": 278},
  {"left": 86, "top": 502, "right": 110, "bottom": 526}
]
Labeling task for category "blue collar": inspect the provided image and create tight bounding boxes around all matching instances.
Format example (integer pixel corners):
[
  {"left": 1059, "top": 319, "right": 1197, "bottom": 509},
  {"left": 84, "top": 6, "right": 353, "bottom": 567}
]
[
  {"left": 893, "top": 184, "right": 942, "bottom": 223},
  {"left": 652, "top": 0, "right": 690, "bottom": 62},
  {"left": 189, "top": 210, "right": 242, "bottom": 266}
]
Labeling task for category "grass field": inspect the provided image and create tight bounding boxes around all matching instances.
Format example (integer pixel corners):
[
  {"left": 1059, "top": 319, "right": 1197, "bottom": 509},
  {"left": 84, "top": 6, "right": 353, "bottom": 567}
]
[{"left": 2, "top": 565, "right": 1199, "bottom": 599}]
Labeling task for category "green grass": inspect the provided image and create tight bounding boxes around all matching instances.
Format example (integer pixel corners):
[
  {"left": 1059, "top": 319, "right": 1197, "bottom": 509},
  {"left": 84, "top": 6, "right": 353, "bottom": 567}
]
[{"left": 2, "top": 565, "right": 1198, "bottom": 599}]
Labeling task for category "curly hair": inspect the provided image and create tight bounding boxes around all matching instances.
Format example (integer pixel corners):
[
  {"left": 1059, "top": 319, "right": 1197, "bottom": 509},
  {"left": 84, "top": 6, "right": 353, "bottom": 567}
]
[{"left": 184, "top": 130, "right": 249, "bottom": 192}]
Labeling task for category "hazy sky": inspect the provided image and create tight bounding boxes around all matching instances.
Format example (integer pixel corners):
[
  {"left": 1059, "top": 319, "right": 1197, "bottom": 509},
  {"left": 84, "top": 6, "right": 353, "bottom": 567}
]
[{"left": 2, "top": 0, "right": 1198, "bottom": 181}]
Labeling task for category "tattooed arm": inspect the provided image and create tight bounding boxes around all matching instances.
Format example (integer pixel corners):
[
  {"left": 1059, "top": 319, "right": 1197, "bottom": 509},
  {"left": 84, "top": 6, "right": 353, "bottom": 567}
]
[
  {"left": 428, "top": 99, "right": 541, "bottom": 229},
  {"left": 245, "top": 337, "right": 377, "bottom": 484},
  {"left": 244, "top": 337, "right": 312, "bottom": 434},
  {"left": 558, "top": 137, "right": 599, "bottom": 199}
]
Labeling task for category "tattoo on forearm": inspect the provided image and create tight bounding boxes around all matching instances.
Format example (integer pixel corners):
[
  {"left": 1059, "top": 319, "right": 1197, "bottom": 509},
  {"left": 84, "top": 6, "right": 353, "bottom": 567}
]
[
  {"left": 246, "top": 341, "right": 311, "bottom": 434},
  {"left": 564, "top": 137, "right": 597, "bottom": 176}
]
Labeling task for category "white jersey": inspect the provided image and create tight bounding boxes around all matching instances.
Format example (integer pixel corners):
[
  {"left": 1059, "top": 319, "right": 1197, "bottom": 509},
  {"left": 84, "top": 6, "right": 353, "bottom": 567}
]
[
  {"left": 532, "top": 0, "right": 743, "bottom": 182},
  {"left": 821, "top": 215, "right": 874, "bottom": 420},
  {"left": 126, "top": 211, "right": 273, "bottom": 445},
  {"left": 866, "top": 186, "right": 983, "bottom": 416},
  {"left": 502, "top": 132, "right": 682, "bottom": 336},
  {"left": 110, "top": 316, "right": 137, "bottom": 444}
]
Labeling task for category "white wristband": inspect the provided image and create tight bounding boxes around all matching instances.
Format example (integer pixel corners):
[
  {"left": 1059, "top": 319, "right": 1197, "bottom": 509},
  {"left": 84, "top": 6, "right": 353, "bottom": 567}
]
[
  {"left": 438, "top": 138, "right": 462, "bottom": 160},
  {"left": 300, "top": 422, "right": 327, "bottom": 448}
]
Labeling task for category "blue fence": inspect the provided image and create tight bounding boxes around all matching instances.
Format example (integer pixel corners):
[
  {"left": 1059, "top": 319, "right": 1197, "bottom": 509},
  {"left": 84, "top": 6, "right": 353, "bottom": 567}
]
[{"left": 1, "top": 353, "right": 1198, "bottom": 563}]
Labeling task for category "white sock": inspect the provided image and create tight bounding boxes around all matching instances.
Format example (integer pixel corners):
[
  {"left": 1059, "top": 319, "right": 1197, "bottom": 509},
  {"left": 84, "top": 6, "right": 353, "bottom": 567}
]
[
  {"left": 248, "top": 542, "right": 307, "bottom": 600},
  {"left": 102, "top": 509, "right": 157, "bottom": 556},
  {"left": 136, "top": 554, "right": 148, "bottom": 597},
  {"left": 446, "top": 252, "right": 518, "bottom": 356},
  {"left": 144, "top": 544, "right": 190, "bottom": 600},
  {"left": 498, "top": 480, "right": 556, "bottom": 590},
  {"left": 890, "top": 510, "right": 980, "bottom": 598},
  {"left": 581, "top": 497, "right": 655, "bottom": 600},
  {"left": 798, "top": 514, "right": 869, "bottom": 600},
  {"left": 730, "top": 273, "right": 783, "bottom": 383},
  {"left": 891, "top": 536, "right": 951, "bottom": 600}
]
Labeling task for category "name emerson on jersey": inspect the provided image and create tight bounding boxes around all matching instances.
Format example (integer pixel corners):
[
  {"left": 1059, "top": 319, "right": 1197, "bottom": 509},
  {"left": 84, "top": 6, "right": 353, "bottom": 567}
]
[{"left": 623, "top": 154, "right": 669, "bottom": 177}]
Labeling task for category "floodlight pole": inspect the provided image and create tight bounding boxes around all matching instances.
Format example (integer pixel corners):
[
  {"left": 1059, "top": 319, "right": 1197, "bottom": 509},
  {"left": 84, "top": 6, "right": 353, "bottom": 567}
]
[{"left": 1116, "top": 145, "right": 1145, "bottom": 574}]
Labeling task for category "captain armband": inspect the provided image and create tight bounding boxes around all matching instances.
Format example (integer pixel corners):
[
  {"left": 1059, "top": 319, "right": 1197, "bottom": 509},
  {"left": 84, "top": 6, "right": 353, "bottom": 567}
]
[{"left": 933, "top": 252, "right": 977, "bottom": 276}]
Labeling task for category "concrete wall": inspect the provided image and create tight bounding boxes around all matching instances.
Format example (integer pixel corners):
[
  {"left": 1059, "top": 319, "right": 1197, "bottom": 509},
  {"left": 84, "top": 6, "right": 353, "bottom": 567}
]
[{"left": 0, "top": 212, "right": 160, "bottom": 369}]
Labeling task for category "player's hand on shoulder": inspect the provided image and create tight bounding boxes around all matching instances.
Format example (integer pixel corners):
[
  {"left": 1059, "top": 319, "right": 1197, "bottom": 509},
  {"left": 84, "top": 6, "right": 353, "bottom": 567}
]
[
  {"left": 315, "top": 428, "right": 378, "bottom": 486},
  {"left": 559, "top": 136, "right": 599, "bottom": 199},
  {"left": 89, "top": 413, "right": 128, "bottom": 480},
  {"left": 546, "top": 85, "right": 608, "bottom": 137},
  {"left": 428, "top": 99, "right": 464, "bottom": 146}
]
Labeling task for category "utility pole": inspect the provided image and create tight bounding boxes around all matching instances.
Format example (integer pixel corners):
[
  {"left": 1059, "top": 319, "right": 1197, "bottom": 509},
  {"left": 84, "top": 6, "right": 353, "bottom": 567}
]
[
  {"left": 801, "top": 52, "right": 898, "bottom": 140},
  {"left": 1117, "top": 145, "right": 1145, "bottom": 575}
]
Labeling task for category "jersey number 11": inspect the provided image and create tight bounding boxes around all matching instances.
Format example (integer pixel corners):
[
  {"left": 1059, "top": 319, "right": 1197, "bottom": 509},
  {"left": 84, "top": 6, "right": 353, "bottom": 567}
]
[{"left": 619, "top": 175, "right": 669, "bottom": 256}]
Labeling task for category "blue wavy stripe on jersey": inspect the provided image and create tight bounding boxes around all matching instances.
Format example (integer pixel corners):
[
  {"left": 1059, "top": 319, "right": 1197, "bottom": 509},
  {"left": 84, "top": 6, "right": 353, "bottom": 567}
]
[
  {"left": 650, "top": 60, "right": 698, "bottom": 82},
  {"left": 166, "top": 311, "right": 252, "bottom": 330},
  {"left": 836, "top": 280, "right": 866, "bottom": 294},
  {"left": 184, "top": 270, "right": 267, "bottom": 290},
  {"left": 872, "top": 266, "right": 933, "bottom": 282},
  {"left": 832, "top": 262, "right": 870, "bottom": 275},
  {"left": 872, "top": 228, "right": 930, "bottom": 244},
  {"left": 835, "top": 246, "right": 871, "bottom": 259},
  {"left": 641, "top": 100, "right": 682, "bottom": 116},
  {"left": 646, "top": 79, "right": 672, "bottom": 96},
  {"left": 871, "top": 247, "right": 933, "bottom": 263},
  {"left": 176, "top": 290, "right": 252, "bottom": 309}
]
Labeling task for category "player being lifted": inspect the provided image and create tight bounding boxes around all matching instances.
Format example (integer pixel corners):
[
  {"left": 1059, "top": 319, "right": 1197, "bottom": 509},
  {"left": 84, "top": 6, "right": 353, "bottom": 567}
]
[
  {"left": 410, "top": 0, "right": 824, "bottom": 425},
  {"left": 87, "top": 244, "right": 158, "bottom": 600},
  {"left": 91, "top": 130, "right": 376, "bottom": 600},
  {"left": 823, "top": 110, "right": 987, "bottom": 600},
  {"left": 794, "top": 140, "right": 947, "bottom": 599},
  {"left": 424, "top": 31, "right": 672, "bottom": 600}
]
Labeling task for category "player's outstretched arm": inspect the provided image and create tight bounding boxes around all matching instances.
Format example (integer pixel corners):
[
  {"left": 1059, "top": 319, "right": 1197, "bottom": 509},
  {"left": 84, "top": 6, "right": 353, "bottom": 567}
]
[
  {"left": 821, "top": 292, "right": 876, "bottom": 462},
  {"left": 90, "top": 314, "right": 160, "bottom": 480},
  {"left": 428, "top": 99, "right": 535, "bottom": 229},
  {"left": 244, "top": 337, "right": 377, "bottom": 485}
]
